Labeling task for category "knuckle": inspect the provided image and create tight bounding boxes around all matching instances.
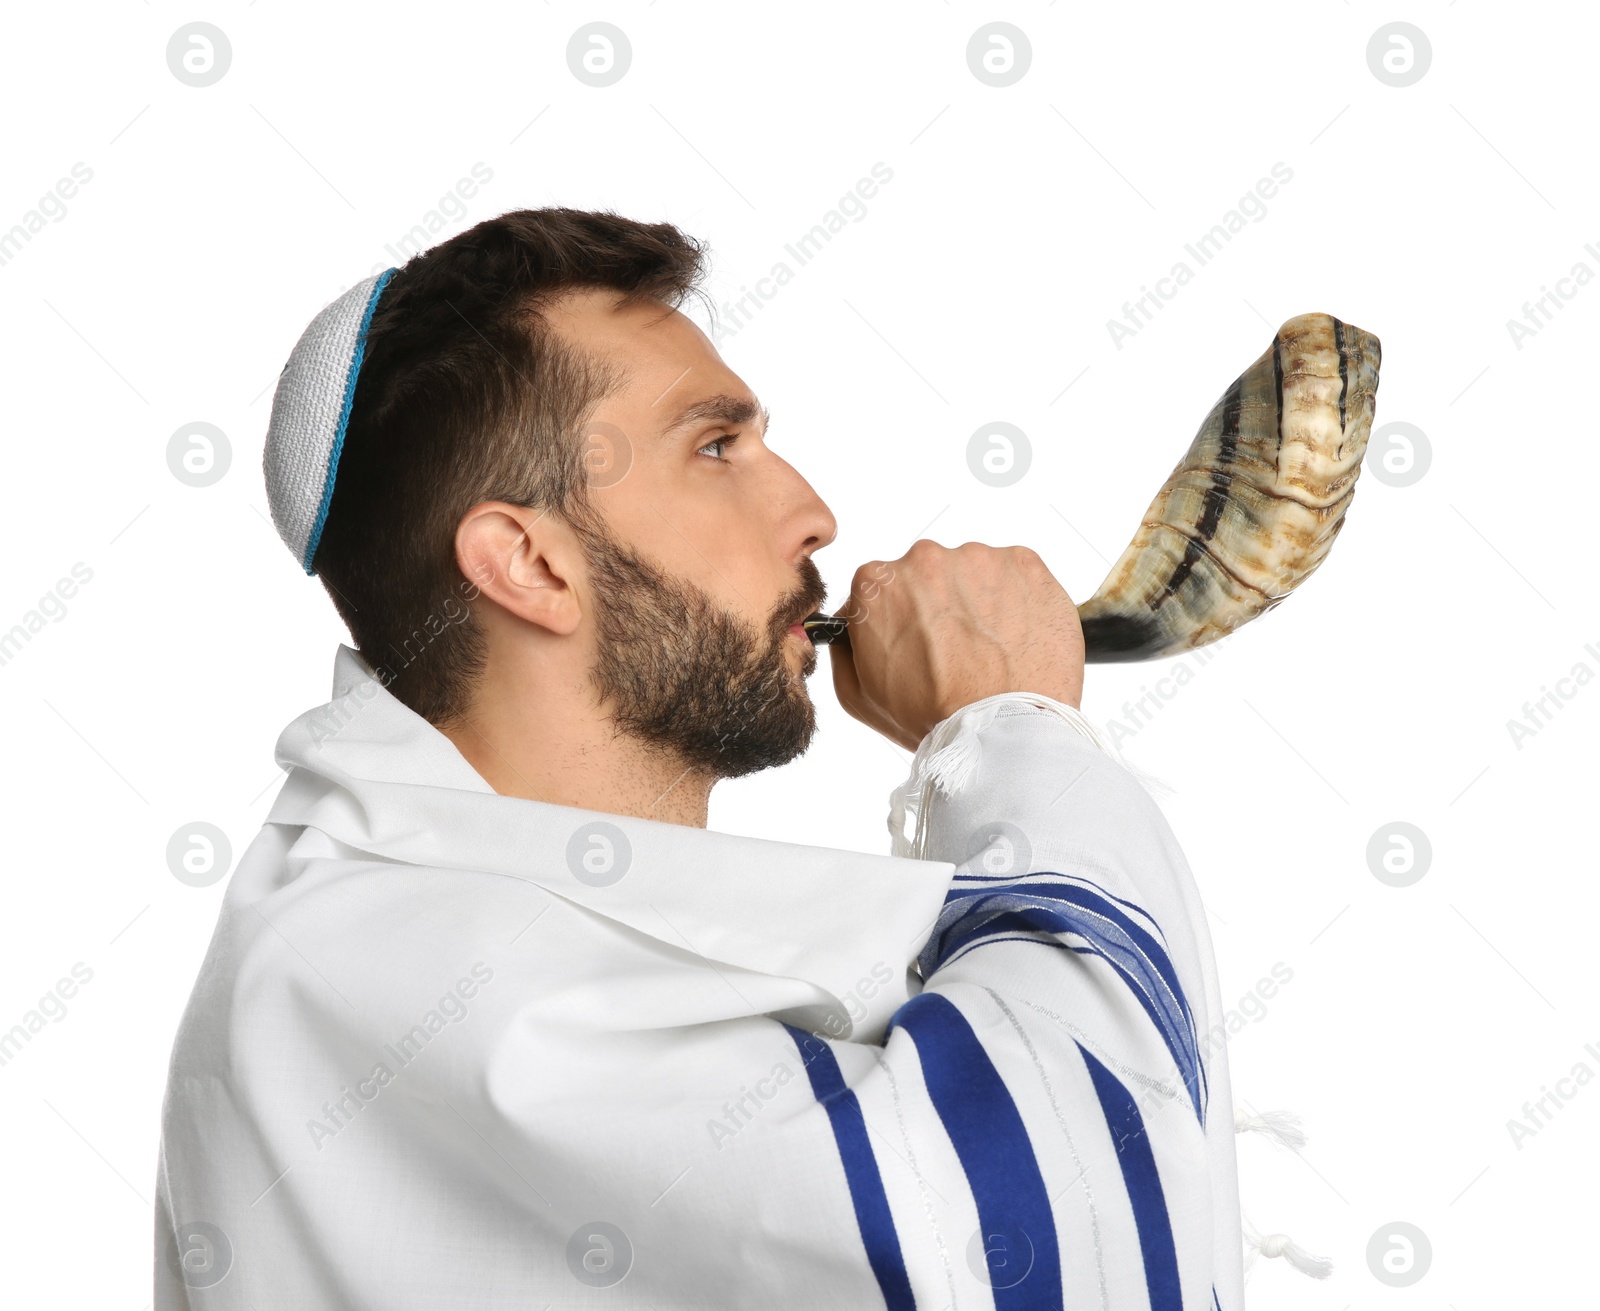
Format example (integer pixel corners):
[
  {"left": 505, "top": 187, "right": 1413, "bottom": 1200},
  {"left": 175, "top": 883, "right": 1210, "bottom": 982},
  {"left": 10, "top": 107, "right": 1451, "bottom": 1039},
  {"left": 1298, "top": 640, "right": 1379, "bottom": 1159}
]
[{"left": 852, "top": 560, "right": 885, "bottom": 589}]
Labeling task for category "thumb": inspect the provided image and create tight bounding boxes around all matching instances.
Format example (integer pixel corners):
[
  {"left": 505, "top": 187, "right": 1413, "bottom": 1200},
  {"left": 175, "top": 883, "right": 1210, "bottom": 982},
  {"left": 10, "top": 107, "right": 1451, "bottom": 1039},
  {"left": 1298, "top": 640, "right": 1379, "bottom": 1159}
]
[{"left": 828, "top": 639, "right": 865, "bottom": 716}]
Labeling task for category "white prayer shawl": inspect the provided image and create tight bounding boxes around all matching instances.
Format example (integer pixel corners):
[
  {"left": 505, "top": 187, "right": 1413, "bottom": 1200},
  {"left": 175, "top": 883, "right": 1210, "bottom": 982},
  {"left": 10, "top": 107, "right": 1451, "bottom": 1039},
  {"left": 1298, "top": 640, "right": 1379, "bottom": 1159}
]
[{"left": 155, "top": 644, "right": 1244, "bottom": 1310}]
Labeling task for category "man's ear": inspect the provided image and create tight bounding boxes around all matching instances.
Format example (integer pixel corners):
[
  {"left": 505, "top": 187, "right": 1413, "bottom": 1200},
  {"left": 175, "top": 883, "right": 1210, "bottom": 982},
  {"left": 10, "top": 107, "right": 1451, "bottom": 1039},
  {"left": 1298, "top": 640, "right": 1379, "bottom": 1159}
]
[{"left": 454, "top": 502, "right": 583, "bottom": 637}]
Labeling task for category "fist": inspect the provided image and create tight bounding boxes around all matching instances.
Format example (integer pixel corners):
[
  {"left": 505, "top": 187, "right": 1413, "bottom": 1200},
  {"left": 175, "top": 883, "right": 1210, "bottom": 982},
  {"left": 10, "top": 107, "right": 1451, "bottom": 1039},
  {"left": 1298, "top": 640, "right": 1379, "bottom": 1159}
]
[{"left": 829, "top": 540, "right": 1086, "bottom": 752}]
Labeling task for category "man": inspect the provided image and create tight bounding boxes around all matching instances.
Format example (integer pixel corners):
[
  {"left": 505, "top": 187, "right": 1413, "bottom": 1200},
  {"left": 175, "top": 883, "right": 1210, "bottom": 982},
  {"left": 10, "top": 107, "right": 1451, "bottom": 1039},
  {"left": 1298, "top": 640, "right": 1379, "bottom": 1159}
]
[{"left": 156, "top": 208, "right": 1244, "bottom": 1309}]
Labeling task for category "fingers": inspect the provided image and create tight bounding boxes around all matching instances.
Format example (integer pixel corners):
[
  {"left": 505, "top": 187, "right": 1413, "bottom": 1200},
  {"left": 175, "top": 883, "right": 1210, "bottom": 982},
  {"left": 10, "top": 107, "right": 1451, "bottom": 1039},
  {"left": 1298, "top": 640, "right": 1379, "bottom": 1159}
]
[
  {"left": 846, "top": 558, "right": 897, "bottom": 624},
  {"left": 826, "top": 538, "right": 1086, "bottom": 747}
]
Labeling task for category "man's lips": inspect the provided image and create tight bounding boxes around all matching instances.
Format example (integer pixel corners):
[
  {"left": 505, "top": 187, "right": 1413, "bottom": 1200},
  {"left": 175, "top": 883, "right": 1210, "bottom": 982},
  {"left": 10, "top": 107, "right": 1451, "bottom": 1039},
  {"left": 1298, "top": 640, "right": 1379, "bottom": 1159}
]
[{"left": 782, "top": 600, "right": 826, "bottom": 643}]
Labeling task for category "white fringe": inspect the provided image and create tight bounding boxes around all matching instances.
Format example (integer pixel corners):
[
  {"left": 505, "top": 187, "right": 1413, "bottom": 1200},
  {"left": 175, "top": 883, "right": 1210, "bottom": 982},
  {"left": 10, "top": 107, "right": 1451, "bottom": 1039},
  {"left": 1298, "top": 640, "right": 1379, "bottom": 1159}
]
[
  {"left": 1242, "top": 1213, "right": 1333, "bottom": 1280},
  {"left": 888, "top": 693, "right": 1174, "bottom": 860},
  {"left": 1234, "top": 1106, "right": 1308, "bottom": 1151}
]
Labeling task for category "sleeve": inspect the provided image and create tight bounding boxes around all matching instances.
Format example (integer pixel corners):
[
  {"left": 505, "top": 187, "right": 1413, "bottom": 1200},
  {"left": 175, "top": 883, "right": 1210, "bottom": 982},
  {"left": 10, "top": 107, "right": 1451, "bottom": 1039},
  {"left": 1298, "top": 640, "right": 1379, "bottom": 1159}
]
[{"left": 785, "top": 693, "right": 1242, "bottom": 1311}]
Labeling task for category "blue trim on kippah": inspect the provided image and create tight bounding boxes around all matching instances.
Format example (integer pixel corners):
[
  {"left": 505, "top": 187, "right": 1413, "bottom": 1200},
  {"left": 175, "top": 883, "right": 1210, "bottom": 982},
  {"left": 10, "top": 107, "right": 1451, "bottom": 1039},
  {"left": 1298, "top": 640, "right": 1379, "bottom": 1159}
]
[{"left": 302, "top": 267, "right": 398, "bottom": 575}]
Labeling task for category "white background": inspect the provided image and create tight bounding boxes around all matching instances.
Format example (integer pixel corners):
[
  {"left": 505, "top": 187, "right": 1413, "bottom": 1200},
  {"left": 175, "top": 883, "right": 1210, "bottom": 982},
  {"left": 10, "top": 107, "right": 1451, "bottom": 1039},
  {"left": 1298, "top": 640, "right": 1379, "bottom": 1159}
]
[{"left": 1, "top": 1, "right": 1594, "bottom": 1306}]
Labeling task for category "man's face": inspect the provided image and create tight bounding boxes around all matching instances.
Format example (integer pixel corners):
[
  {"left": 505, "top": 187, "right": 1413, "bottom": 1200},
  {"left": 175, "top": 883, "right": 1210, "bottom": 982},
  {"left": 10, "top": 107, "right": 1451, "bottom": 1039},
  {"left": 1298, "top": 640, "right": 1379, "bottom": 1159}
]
[{"left": 544, "top": 289, "right": 839, "bottom": 778}]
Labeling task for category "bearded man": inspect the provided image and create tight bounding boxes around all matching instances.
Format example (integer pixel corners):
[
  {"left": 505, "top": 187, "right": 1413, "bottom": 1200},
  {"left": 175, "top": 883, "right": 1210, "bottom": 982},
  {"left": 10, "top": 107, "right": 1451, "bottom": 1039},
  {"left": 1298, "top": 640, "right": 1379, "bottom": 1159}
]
[{"left": 155, "top": 208, "right": 1243, "bottom": 1310}]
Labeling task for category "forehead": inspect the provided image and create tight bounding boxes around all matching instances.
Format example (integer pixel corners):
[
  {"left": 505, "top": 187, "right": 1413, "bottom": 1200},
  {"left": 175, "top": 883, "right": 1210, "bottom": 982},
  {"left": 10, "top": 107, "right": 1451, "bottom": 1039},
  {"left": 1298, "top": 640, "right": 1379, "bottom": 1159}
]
[{"left": 541, "top": 287, "right": 751, "bottom": 412}]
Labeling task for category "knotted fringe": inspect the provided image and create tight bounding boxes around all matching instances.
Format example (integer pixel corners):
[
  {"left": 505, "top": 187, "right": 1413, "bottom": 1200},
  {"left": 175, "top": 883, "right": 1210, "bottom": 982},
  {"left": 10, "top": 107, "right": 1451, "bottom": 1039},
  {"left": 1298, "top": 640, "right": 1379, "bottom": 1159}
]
[
  {"left": 888, "top": 693, "right": 1174, "bottom": 860},
  {"left": 1234, "top": 1106, "right": 1307, "bottom": 1151},
  {"left": 1237, "top": 1108, "right": 1327, "bottom": 1279},
  {"left": 1242, "top": 1213, "right": 1332, "bottom": 1280}
]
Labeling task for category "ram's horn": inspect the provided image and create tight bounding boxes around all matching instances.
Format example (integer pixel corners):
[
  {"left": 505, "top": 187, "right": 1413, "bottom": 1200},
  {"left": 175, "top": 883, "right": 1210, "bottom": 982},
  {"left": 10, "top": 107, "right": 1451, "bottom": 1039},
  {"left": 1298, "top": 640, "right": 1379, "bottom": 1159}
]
[{"left": 1078, "top": 311, "right": 1381, "bottom": 662}]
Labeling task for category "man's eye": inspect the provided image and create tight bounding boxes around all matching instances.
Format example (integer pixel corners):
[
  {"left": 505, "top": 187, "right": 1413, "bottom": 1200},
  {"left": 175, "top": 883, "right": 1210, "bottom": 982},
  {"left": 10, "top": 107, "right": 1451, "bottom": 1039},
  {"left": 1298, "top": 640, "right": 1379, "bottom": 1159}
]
[{"left": 697, "top": 435, "right": 734, "bottom": 461}]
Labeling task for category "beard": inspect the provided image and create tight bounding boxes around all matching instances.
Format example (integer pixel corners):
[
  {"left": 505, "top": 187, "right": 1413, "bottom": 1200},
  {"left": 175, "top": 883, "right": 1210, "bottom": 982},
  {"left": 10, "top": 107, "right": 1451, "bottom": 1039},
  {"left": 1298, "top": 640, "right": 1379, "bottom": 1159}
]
[{"left": 572, "top": 517, "right": 825, "bottom": 779}]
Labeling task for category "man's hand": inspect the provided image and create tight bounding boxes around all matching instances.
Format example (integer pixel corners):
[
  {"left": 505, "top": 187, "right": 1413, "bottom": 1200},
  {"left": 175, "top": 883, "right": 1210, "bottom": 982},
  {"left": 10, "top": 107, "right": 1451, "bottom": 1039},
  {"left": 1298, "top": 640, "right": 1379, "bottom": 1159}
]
[{"left": 829, "top": 540, "right": 1087, "bottom": 752}]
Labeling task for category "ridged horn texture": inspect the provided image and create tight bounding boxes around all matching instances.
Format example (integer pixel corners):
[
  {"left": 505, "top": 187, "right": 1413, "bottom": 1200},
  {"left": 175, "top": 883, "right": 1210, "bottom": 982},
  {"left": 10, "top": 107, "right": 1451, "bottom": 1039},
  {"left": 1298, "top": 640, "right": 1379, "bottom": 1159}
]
[{"left": 1078, "top": 311, "right": 1381, "bottom": 662}]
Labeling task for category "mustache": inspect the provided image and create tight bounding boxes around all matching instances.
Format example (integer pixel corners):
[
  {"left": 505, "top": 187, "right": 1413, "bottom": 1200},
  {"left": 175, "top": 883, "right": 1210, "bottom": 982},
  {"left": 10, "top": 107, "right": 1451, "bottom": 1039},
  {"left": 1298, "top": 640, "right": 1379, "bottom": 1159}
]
[{"left": 767, "top": 557, "right": 828, "bottom": 643}]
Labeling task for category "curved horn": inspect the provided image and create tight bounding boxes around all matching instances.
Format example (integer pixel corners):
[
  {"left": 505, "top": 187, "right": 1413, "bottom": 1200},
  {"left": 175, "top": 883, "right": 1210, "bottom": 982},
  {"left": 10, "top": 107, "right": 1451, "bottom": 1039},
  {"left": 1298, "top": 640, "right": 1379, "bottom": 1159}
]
[{"left": 1077, "top": 311, "right": 1381, "bottom": 662}]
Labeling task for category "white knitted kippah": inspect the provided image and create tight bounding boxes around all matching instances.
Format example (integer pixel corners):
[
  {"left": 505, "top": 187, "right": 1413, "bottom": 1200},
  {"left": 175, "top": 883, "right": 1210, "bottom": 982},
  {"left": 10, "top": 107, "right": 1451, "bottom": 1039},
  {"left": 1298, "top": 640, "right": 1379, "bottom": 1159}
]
[{"left": 263, "top": 268, "right": 397, "bottom": 575}]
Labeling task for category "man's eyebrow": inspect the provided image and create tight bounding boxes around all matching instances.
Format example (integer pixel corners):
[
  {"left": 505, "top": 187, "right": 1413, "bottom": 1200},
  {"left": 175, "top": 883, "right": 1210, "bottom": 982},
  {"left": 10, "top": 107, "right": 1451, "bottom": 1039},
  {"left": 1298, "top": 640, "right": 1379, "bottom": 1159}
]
[{"left": 658, "top": 393, "right": 770, "bottom": 437}]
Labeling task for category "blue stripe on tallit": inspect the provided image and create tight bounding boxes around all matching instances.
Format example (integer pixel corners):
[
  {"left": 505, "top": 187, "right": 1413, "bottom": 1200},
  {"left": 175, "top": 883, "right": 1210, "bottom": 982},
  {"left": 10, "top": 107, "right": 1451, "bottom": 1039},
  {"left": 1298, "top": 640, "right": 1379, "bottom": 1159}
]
[
  {"left": 917, "top": 875, "right": 1207, "bottom": 1124},
  {"left": 781, "top": 1023, "right": 915, "bottom": 1311},
  {"left": 1079, "top": 1041, "right": 1183, "bottom": 1311},
  {"left": 929, "top": 877, "right": 1189, "bottom": 1032},
  {"left": 888, "top": 992, "right": 1062, "bottom": 1309},
  {"left": 949, "top": 868, "right": 1161, "bottom": 925}
]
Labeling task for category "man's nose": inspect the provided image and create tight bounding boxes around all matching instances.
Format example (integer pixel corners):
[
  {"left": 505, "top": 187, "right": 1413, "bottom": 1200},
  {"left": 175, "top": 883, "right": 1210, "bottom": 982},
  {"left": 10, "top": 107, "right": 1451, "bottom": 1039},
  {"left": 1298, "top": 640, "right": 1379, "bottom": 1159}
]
[
  {"left": 795, "top": 487, "right": 837, "bottom": 563},
  {"left": 773, "top": 454, "right": 837, "bottom": 560}
]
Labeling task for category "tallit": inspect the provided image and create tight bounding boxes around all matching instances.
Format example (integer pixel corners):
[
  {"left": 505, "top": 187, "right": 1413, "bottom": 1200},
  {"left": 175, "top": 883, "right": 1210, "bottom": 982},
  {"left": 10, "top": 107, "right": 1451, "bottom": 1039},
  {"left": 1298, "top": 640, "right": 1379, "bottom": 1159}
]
[{"left": 155, "top": 643, "right": 1243, "bottom": 1309}]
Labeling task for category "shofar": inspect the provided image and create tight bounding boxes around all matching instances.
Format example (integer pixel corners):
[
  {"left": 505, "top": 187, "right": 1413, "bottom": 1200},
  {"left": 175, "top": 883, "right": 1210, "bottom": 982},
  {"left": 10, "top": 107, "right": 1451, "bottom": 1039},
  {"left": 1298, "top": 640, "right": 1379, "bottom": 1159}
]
[{"left": 1078, "top": 311, "right": 1382, "bottom": 662}]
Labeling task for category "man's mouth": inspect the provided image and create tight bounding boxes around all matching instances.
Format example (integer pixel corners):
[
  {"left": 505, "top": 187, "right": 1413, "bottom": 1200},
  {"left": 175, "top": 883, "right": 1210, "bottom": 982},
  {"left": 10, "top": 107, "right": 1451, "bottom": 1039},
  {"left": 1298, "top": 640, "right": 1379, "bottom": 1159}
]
[
  {"left": 778, "top": 596, "right": 825, "bottom": 644},
  {"left": 772, "top": 562, "right": 828, "bottom": 647}
]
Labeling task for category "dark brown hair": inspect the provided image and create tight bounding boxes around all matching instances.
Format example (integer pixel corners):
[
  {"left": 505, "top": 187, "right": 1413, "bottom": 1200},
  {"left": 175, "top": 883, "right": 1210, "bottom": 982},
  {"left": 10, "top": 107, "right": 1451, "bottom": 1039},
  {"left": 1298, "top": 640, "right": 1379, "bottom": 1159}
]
[{"left": 311, "top": 207, "right": 709, "bottom": 728}]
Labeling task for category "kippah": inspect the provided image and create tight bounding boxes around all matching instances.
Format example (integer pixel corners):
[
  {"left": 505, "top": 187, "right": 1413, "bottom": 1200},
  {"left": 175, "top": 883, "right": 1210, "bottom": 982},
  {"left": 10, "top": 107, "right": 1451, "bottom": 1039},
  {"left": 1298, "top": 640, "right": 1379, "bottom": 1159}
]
[{"left": 263, "top": 268, "right": 397, "bottom": 575}]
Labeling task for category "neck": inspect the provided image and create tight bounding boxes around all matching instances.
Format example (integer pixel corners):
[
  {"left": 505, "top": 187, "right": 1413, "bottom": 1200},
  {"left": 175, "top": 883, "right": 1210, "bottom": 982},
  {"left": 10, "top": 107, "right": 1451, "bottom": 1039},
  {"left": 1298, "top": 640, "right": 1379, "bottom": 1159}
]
[{"left": 438, "top": 679, "right": 716, "bottom": 828}]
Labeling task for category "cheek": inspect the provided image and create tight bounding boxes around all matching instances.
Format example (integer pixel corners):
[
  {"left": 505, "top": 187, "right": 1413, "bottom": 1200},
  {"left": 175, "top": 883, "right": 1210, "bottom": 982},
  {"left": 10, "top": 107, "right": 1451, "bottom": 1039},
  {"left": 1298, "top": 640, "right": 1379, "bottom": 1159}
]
[
  {"left": 611, "top": 462, "right": 783, "bottom": 620},
  {"left": 692, "top": 502, "right": 789, "bottom": 623}
]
